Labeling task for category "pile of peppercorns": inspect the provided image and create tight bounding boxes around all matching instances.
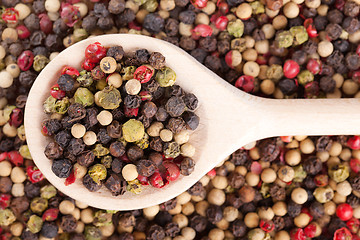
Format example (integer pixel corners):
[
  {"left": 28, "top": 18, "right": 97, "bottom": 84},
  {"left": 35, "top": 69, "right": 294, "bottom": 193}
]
[
  {"left": 1, "top": 0, "right": 360, "bottom": 239},
  {"left": 42, "top": 42, "right": 199, "bottom": 195}
]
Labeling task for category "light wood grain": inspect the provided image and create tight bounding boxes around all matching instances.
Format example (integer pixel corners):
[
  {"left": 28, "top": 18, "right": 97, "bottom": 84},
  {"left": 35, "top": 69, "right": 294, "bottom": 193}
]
[{"left": 24, "top": 34, "right": 360, "bottom": 210}]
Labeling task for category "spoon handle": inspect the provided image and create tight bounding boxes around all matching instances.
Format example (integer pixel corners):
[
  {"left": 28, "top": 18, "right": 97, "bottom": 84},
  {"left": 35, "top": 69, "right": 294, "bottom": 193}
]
[{"left": 255, "top": 98, "right": 360, "bottom": 139}]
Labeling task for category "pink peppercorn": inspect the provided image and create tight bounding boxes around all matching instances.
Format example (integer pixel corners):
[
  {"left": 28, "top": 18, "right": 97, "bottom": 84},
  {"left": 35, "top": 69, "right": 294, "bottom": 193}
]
[
  {"left": 124, "top": 106, "right": 139, "bottom": 117},
  {"left": 259, "top": 219, "right": 275, "bottom": 233},
  {"left": 215, "top": 16, "right": 228, "bottom": 31},
  {"left": 26, "top": 166, "right": 44, "bottom": 183},
  {"left": 280, "top": 136, "right": 293, "bottom": 143},
  {"left": 283, "top": 60, "right": 300, "bottom": 79},
  {"left": 335, "top": 0, "right": 345, "bottom": 11},
  {"left": 307, "top": 59, "right": 322, "bottom": 75},
  {"left": 346, "top": 218, "right": 360, "bottom": 234},
  {"left": 304, "top": 223, "right": 317, "bottom": 238},
  {"left": 65, "top": 170, "right": 76, "bottom": 186},
  {"left": 350, "top": 158, "right": 360, "bottom": 173},
  {"left": 9, "top": 108, "right": 23, "bottom": 128},
  {"left": 150, "top": 171, "right": 166, "bottom": 188},
  {"left": 8, "top": 151, "right": 23, "bottom": 167},
  {"left": 17, "top": 50, "right": 34, "bottom": 71},
  {"left": 0, "top": 194, "right": 11, "bottom": 210},
  {"left": 235, "top": 75, "right": 255, "bottom": 93},
  {"left": 137, "top": 175, "right": 149, "bottom": 185},
  {"left": 347, "top": 136, "right": 360, "bottom": 150},
  {"left": 42, "top": 208, "right": 59, "bottom": 221},
  {"left": 190, "top": 0, "right": 208, "bottom": 9},
  {"left": 82, "top": 58, "right": 96, "bottom": 71},
  {"left": 336, "top": 203, "right": 353, "bottom": 221},
  {"left": 60, "top": 3, "right": 81, "bottom": 27},
  {"left": 16, "top": 25, "right": 31, "bottom": 39},
  {"left": 50, "top": 84, "right": 66, "bottom": 100},
  {"left": 333, "top": 227, "right": 352, "bottom": 240},
  {"left": 290, "top": 228, "right": 306, "bottom": 240},
  {"left": 304, "top": 19, "right": 318, "bottom": 38},
  {"left": 163, "top": 161, "right": 180, "bottom": 181},
  {"left": 61, "top": 66, "right": 80, "bottom": 78},
  {"left": 192, "top": 24, "right": 213, "bottom": 40},
  {"left": 217, "top": 1, "right": 229, "bottom": 14},
  {"left": 1, "top": 8, "right": 19, "bottom": 24},
  {"left": 39, "top": 13, "right": 53, "bottom": 34},
  {"left": 134, "top": 65, "right": 154, "bottom": 83},
  {"left": 128, "top": 21, "right": 142, "bottom": 31},
  {"left": 207, "top": 168, "right": 216, "bottom": 177},
  {"left": 85, "top": 42, "right": 107, "bottom": 64}
]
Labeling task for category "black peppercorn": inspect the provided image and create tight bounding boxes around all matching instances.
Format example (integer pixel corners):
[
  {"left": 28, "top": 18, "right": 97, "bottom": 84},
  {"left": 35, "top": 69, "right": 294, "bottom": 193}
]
[{"left": 52, "top": 159, "right": 72, "bottom": 178}]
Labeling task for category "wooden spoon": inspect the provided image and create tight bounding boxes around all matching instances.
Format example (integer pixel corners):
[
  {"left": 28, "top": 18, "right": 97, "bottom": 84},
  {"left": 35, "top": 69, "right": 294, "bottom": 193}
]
[{"left": 25, "top": 34, "right": 360, "bottom": 210}]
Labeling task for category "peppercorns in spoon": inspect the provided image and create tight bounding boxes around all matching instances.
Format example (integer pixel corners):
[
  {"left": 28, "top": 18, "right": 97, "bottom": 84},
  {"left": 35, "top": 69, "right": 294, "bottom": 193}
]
[{"left": 25, "top": 34, "right": 360, "bottom": 210}]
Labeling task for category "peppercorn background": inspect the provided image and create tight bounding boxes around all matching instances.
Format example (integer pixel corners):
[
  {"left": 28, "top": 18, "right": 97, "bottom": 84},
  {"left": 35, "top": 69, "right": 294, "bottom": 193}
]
[{"left": 1, "top": 0, "right": 360, "bottom": 239}]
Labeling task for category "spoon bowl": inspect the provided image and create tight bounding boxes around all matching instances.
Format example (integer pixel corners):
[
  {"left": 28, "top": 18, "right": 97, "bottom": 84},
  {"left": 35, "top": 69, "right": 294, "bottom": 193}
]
[{"left": 25, "top": 34, "right": 360, "bottom": 210}]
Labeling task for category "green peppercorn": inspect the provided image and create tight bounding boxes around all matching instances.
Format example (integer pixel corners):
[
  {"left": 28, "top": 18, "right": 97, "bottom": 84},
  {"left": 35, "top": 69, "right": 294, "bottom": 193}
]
[
  {"left": 73, "top": 28, "right": 88, "bottom": 42},
  {"left": 74, "top": 87, "right": 95, "bottom": 107},
  {"left": 227, "top": 19, "right": 245, "bottom": 38},
  {"left": 290, "top": 26, "right": 309, "bottom": 46},
  {"left": 30, "top": 197, "right": 48, "bottom": 214},
  {"left": 121, "top": 66, "right": 136, "bottom": 80},
  {"left": 133, "top": 0, "right": 147, "bottom": 5},
  {"left": 84, "top": 226, "right": 102, "bottom": 240},
  {"left": 94, "top": 86, "right": 122, "bottom": 110},
  {"left": 313, "top": 186, "right": 334, "bottom": 203},
  {"left": 101, "top": 155, "right": 113, "bottom": 168},
  {"left": 155, "top": 67, "right": 177, "bottom": 87},
  {"left": 96, "top": 79, "right": 107, "bottom": 91},
  {"left": 127, "top": 179, "right": 142, "bottom": 194},
  {"left": 250, "top": 1, "right": 265, "bottom": 14},
  {"left": 297, "top": 70, "right": 314, "bottom": 86},
  {"left": 27, "top": 215, "right": 43, "bottom": 233},
  {"left": 77, "top": 70, "right": 93, "bottom": 87},
  {"left": 92, "top": 144, "right": 110, "bottom": 158},
  {"left": 93, "top": 210, "right": 112, "bottom": 227},
  {"left": 54, "top": 97, "right": 70, "bottom": 114},
  {"left": 293, "top": 166, "right": 307, "bottom": 182},
  {"left": 19, "top": 145, "right": 32, "bottom": 159},
  {"left": 231, "top": 38, "right": 247, "bottom": 52},
  {"left": 143, "top": 0, "right": 158, "bottom": 12},
  {"left": 328, "top": 164, "right": 349, "bottom": 183},
  {"left": 43, "top": 96, "right": 57, "bottom": 114},
  {"left": 163, "top": 141, "right": 181, "bottom": 158},
  {"left": 0, "top": 60, "right": 5, "bottom": 71},
  {"left": 122, "top": 119, "right": 145, "bottom": 143},
  {"left": 135, "top": 133, "right": 149, "bottom": 149},
  {"left": 0, "top": 209, "right": 16, "bottom": 226},
  {"left": 276, "top": 31, "right": 293, "bottom": 48},
  {"left": 247, "top": 228, "right": 266, "bottom": 240},
  {"left": 40, "top": 185, "right": 57, "bottom": 199},
  {"left": 88, "top": 164, "right": 107, "bottom": 184},
  {"left": 266, "top": 64, "right": 283, "bottom": 82},
  {"left": 33, "top": 55, "right": 50, "bottom": 72}
]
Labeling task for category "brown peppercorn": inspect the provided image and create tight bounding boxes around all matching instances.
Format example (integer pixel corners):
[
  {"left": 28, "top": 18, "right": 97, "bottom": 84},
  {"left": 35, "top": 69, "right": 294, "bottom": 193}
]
[
  {"left": 137, "top": 159, "right": 156, "bottom": 177},
  {"left": 180, "top": 157, "right": 195, "bottom": 176},
  {"left": 127, "top": 145, "right": 144, "bottom": 162},
  {"left": 44, "top": 142, "right": 63, "bottom": 159},
  {"left": 167, "top": 118, "right": 186, "bottom": 134},
  {"left": 320, "top": 76, "right": 336, "bottom": 93},
  {"left": 109, "top": 141, "right": 125, "bottom": 157},
  {"left": 227, "top": 172, "right": 245, "bottom": 189},
  {"left": 269, "top": 184, "right": 286, "bottom": 201},
  {"left": 346, "top": 53, "right": 360, "bottom": 70},
  {"left": 150, "top": 137, "right": 163, "bottom": 152},
  {"left": 344, "top": 1, "right": 360, "bottom": 17},
  {"left": 60, "top": 215, "right": 78, "bottom": 232},
  {"left": 325, "top": 23, "right": 342, "bottom": 40},
  {"left": 258, "top": 139, "right": 280, "bottom": 162},
  {"left": 142, "top": 101, "right": 158, "bottom": 118},
  {"left": 149, "top": 52, "right": 165, "bottom": 69},
  {"left": 149, "top": 152, "right": 163, "bottom": 166},
  {"left": 77, "top": 150, "right": 95, "bottom": 167},
  {"left": 0, "top": 177, "right": 12, "bottom": 193},
  {"left": 238, "top": 185, "right": 255, "bottom": 203},
  {"left": 105, "top": 173, "right": 127, "bottom": 196},
  {"left": 107, "top": 120, "right": 122, "bottom": 139},
  {"left": 303, "top": 156, "right": 323, "bottom": 175}
]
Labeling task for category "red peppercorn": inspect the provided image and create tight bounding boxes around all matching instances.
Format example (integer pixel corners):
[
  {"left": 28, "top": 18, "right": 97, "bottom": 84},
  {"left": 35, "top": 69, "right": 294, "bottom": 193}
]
[
  {"left": 16, "top": 25, "right": 31, "bottom": 39},
  {"left": 65, "top": 170, "right": 76, "bottom": 186},
  {"left": 280, "top": 136, "right": 293, "bottom": 143},
  {"left": 50, "top": 84, "right": 66, "bottom": 100},
  {"left": 26, "top": 166, "right": 44, "bottom": 183},
  {"left": 85, "top": 42, "right": 107, "bottom": 64},
  {"left": 190, "top": 0, "right": 208, "bottom": 8},
  {"left": 39, "top": 13, "right": 53, "bottom": 34},
  {"left": 207, "top": 168, "right": 216, "bottom": 177},
  {"left": 17, "top": 50, "right": 34, "bottom": 71},
  {"left": 356, "top": 45, "right": 360, "bottom": 57},
  {"left": 192, "top": 24, "right": 213, "bottom": 40},
  {"left": 137, "top": 175, "right": 149, "bottom": 185},
  {"left": 215, "top": 16, "right": 228, "bottom": 31},
  {"left": 347, "top": 218, "right": 360, "bottom": 234},
  {"left": 61, "top": 66, "right": 80, "bottom": 78},
  {"left": 347, "top": 136, "right": 360, "bottom": 150},
  {"left": 0, "top": 194, "right": 11, "bottom": 210},
  {"left": 256, "top": 55, "right": 267, "bottom": 65},
  {"left": 304, "top": 223, "right": 317, "bottom": 238},
  {"left": 283, "top": 60, "right": 300, "bottom": 79},
  {"left": 290, "top": 228, "right": 306, "bottom": 240},
  {"left": 60, "top": 3, "right": 81, "bottom": 27},
  {"left": 350, "top": 158, "right": 360, "bottom": 173},
  {"left": 42, "top": 208, "right": 59, "bottom": 221},
  {"left": 352, "top": 71, "right": 360, "bottom": 83},
  {"left": 163, "top": 161, "right": 180, "bottom": 181},
  {"left": 9, "top": 108, "right": 23, "bottom": 128},
  {"left": 134, "top": 65, "right": 154, "bottom": 83},
  {"left": 333, "top": 227, "right": 352, "bottom": 240},
  {"left": 8, "top": 151, "right": 23, "bottom": 167},
  {"left": 82, "top": 58, "right": 96, "bottom": 71},
  {"left": 150, "top": 171, "right": 166, "bottom": 188},
  {"left": 260, "top": 219, "right": 275, "bottom": 233},
  {"left": 235, "top": 75, "right": 255, "bottom": 93},
  {"left": 307, "top": 59, "right": 322, "bottom": 75},
  {"left": 337, "top": 203, "right": 353, "bottom": 221},
  {"left": 1, "top": 8, "right": 19, "bottom": 24},
  {"left": 124, "top": 106, "right": 139, "bottom": 117}
]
